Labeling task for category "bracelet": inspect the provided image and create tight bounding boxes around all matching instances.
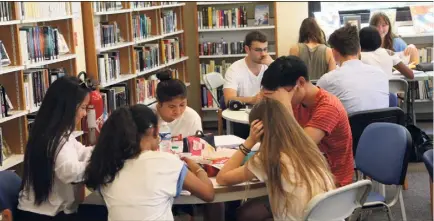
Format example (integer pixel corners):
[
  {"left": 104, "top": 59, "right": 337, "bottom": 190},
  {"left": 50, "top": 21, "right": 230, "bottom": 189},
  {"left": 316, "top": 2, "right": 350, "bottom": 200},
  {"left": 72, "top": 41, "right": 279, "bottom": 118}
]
[
  {"left": 195, "top": 168, "right": 205, "bottom": 174},
  {"left": 239, "top": 144, "right": 251, "bottom": 155}
]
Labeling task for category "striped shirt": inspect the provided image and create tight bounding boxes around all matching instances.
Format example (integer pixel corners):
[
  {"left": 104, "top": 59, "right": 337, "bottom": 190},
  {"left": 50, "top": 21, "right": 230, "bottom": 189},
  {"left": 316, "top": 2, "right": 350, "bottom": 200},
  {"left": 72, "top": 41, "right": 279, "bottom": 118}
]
[{"left": 293, "top": 88, "right": 354, "bottom": 186}]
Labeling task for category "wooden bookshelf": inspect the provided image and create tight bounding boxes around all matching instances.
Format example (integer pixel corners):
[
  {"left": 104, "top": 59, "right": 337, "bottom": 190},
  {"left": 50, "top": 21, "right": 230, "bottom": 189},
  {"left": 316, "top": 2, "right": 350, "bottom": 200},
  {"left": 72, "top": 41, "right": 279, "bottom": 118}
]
[
  {"left": 81, "top": 1, "right": 190, "bottom": 108},
  {"left": 194, "top": 2, "right": 278, "bottom": 125},
  {"left": 0, "top": 2, "right": 78, "bottom": 170}
]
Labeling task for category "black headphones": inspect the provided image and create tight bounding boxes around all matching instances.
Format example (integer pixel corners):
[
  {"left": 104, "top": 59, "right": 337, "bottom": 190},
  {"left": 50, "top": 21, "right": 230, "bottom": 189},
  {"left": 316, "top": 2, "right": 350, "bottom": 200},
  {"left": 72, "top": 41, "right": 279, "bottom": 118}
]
[{"left": 228, "top": 100, "right": 246, "bottom": 111}]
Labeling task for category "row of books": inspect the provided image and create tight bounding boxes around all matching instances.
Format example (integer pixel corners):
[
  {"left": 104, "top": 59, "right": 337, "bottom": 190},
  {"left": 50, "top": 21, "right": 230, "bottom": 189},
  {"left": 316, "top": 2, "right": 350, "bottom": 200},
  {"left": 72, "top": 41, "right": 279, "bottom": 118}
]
[
  {"left": 418, "top": 47, "right": 433, "bottom": 63},
  {"left": 100, "top": 83, "right": 129, "bottom": 117},
  {"left": 415, "top": 80, "right": 433, "bottom": 101},
  {"left": 98, "top": 21, "right": 122, "bottom": 48},
  {"left": 199, "top": 60, "right": 231, "bottom": 84},
  {"left": 161, "top": 10, "right": 177, "bottom": 34},
  {"left": 133, "top": 14, "right": 152, "bottom": 40},
  {"left": 19, "top": 26, "right": 62, "bottom": 65},
  {"left": 199, "top": 41, "right": 246, "bottom": 56},
  {"left": 93, "top": 2, "right": 123, "bottom": 13},
  {"left": 0, "top": 2, "right": 13, "bottom": 22},
  {"left": 0, "top": 128, "right": 13, "bottom": 167},
  {"left": 198, "top": 6, "right": 248, "bottom": 29},
  {"left": 19, "top": 2, "right": 71, "bottom": 20},
  {"left": 0, "top": 85, "right": 12, "bottom": 118},
  {"left": 134, "top": 44, "right": 160, "bottom": 73},
  {"left": 201, "top": 85, "right": 223, "bottom": 109},
  {"left": 97, "top": 52, "right": 121, "bottom": 85},
  {"left": 136, "top": 78, "right": 158, "bottom": 105},
  {"left": 23, "top": 68, "right": 66, "bottom": 111},
  {"left": 161, "top": 38, "right": 181, "bottom": 64},
  {"left": 132, "top": 2, "right": 158, "bottom": 9}
]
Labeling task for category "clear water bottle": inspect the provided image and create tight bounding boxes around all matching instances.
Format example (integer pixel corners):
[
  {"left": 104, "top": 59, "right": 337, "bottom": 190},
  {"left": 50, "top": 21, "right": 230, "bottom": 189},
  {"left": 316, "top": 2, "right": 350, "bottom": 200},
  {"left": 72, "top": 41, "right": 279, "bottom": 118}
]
[{"left": 159, "top": 122, "right": 172, "bottom": 152}]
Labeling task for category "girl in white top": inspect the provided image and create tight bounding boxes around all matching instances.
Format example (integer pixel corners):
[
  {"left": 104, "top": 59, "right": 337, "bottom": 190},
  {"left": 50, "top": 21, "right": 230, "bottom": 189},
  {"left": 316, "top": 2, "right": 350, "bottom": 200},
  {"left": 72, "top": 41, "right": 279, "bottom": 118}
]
[
  {"left": 84, "top": 104, "right": 214, "bottom": 221},
  {"left": 150, "top": 70, "right": 202, "bottom": 138},
  {"left": 216, "top": 98, "right": 335, "bottom": 221},
  {"left": 17, "top": 76, "right": 101, "bottom": 221},
  {"left": 359, "top": 26, "right": 414, "bottom": 79}
]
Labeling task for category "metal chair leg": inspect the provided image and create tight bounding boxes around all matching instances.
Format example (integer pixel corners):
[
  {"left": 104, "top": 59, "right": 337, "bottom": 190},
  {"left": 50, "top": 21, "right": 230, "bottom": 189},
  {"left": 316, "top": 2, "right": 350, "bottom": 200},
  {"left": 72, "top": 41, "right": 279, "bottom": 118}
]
[
  {"left": 399, "top": 190, "right": 407, "bottom": 221},
  {"left": 386, "top": 205, "right": 394, "bottom": 221}
]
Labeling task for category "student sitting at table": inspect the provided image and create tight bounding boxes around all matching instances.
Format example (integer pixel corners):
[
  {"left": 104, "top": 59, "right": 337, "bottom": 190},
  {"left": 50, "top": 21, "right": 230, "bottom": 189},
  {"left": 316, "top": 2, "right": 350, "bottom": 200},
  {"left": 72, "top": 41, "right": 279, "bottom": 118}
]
[
  {"left": 370, "top": 12, "right": 419, "bottom": 65},
  {"left": 260, "top": 55, "right": 354, "bottom": 187},
  {"left": 359, "top": 26, "right": 414, "bottom": 79},
  {"left": 289, "top": 17, "right": 336, "bottom": 80},
  {"left": 150, "top": 70, "right": 202, "bottom": 138},
  {"left": 216, "top": 98, "right": 335, "bottom": 221},
  {"left": 317, "top": 24, "right": 390, "bottom": 114},
  {"left": 16, "top": 76, "right": 106, "bottom": 221},
  {"left": 84, "top": 104, "right": 214, "bottom": 221}
]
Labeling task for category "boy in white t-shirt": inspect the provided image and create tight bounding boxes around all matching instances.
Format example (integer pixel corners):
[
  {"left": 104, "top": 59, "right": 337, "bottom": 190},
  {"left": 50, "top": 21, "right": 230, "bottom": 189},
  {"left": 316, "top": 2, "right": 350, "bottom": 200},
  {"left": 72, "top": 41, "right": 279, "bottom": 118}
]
[
  {"left": 359, "top": 26, "right": 414, "bottom": 79},
  {"left": 223, "top": 31, "right": 274, "bottom": 106}
]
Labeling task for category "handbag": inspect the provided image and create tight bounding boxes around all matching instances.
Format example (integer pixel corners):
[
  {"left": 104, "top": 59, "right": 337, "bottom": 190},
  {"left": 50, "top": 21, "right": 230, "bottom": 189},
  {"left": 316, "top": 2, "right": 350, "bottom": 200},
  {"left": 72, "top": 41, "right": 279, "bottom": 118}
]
[
  {"left": 415, "top": 63, "right": 433, "bottom": 72},
  {"left": 182, "top": 130, "right": 215, "bottom": 153}
]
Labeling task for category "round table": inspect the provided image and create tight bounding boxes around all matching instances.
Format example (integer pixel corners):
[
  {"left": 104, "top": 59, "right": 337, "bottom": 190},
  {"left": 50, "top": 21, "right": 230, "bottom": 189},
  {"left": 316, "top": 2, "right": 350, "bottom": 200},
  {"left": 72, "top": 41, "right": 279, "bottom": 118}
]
[
  {"left": 83, "top": 178, "right": 267, "bottom": 205},
  {"left": 222, "top": 109, "right": 249, "bottom": 135}
]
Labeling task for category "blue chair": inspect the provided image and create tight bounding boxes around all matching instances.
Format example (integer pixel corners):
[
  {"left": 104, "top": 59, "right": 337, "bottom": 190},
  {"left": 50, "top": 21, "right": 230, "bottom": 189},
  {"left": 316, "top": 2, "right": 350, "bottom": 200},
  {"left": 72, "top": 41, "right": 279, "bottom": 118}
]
[
  {"left": 0, "top": 170, "right": 22, "bottom": 221},
  {"left": 423, "top": 149, "right": 433, "bottom": 214},
  {"left": 389, "top": 93, "right": 398, "bottom": 107},
  {"left": 355, "top": 122, "right": 412, "bottom": 221}
]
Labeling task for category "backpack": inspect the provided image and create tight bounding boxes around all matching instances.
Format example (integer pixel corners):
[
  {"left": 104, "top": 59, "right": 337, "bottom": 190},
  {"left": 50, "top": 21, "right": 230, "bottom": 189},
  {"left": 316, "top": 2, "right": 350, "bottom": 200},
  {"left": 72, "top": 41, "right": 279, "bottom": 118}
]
[{"left": 406, "top": 124, "right": 433, "bottom": 162}]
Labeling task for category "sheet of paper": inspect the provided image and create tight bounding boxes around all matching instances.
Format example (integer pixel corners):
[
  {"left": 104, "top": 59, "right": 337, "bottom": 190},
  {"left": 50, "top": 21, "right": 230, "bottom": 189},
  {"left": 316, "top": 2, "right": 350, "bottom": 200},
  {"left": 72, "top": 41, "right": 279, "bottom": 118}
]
[{"left": 214, "top": 135, "right": 245, "bottom": 148}]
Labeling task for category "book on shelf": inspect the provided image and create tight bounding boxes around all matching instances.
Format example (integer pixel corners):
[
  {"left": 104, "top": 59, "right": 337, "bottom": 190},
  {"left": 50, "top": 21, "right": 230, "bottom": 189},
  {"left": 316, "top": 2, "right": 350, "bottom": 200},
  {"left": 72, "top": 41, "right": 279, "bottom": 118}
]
[
  {"left": 98, "top": 21, "right": 122, "bottom": 48},
  {"left": 0, "top": 128, "right": 13, "bottom": 166},
  {"left": 97, "top": 51, "right": 121, "bottom": 85},
  {"left": 201, "top": 85, "right": 223, "bottom": 108},
  {"left": 160, "top": 38, "right": 181, "bottom": 64},
  {"left": 161, "top": 2, "right": 179, "bottom": 6},
  {"left": 254, "top": 5, "right": 269, "bottom": 26},
  {"left": 23, "top": 68, "right": 52, "bottom": 111},
  {"left": 200, "top": 60, "right": 231, "bottom": 84},
  {"left": 133, "top": 14, "right": 152, "bottom": 40},
  {"left": 100, "top": 83, "right": 130, "bottom": 116},
  {"left": 0, "top": 2, "right": 14, "bottom": 22},
  {"left": 0, "top": 41, "right": 11, "bottom": 67},
  {"left": 18, "top": 2, "right": 71, "bottom": 20},
  {"left": 0, "top": 84, "right": 12, "bottom": 118},
  {"left": 134, "top": 44, "right": 160, "bottom": 73},
  {"left": 414, "top": 80, "right": 433, "bottom": 101},
  {"left": 132, "top": 2, "right": 158, "bottom": 9},
  {"left": 418, "top": 47, "right": 433, "bottom": 63},
  {"left": 19, "top": 26, "right": 63, "bottom": 65},
  {"left": 136, "top": 77, "right": 158, "bottom": 105},
  {"left": 93, "top": 2, "right": 123, "bottom": 13},
  {"left": 199, "top": 40, "right": 245, "bottom": 56},
  {"left": 161, "top": 10, "right": 177, "bottom": 34},
  {"left": 198, "top": 6, "right": 247, "bottom": 29}
]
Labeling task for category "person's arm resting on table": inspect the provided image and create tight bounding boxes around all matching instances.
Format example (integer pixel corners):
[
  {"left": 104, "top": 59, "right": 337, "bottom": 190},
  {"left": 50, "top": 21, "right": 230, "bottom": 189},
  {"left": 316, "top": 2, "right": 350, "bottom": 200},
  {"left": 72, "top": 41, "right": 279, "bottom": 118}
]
[
  {"left": 216, "top": 120, "right": 263, "bottom": 185},
  {"left": 181, "top": 158, "right": 215, "bottom": 202}
]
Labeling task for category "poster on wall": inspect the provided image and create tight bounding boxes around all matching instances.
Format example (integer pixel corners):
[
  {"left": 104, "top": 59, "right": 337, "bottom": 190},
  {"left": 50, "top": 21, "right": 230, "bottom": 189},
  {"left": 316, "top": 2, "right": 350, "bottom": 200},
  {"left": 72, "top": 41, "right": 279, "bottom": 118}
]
[
  {"left": 410, "top": 5, "right": 434, "bottom": 34},
  {"left": 314, "top": 11, "right": 340, "bottom": 40}
]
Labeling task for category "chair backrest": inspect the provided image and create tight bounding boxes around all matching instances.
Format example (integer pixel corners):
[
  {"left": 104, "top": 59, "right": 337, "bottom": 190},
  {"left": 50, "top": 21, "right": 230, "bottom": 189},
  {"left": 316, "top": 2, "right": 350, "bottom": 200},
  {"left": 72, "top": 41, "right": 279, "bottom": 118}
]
[
  {"left": 423, "top": 149, "right": 433, "bottom": 180},
  {"left": 355, "top": 122, "right": 412, "bottom": 185},
  {"left": 302, "top": 180, "right": 372, "bottom": 221},
  {"left": 203, "top": 72, "right": 225, "bottom": 90},
  {"left": 0, "top": 171, "right": 22, "bottom": 216},
  {"left": 348, "top": 107, "right": 405, "bottom": 156}
]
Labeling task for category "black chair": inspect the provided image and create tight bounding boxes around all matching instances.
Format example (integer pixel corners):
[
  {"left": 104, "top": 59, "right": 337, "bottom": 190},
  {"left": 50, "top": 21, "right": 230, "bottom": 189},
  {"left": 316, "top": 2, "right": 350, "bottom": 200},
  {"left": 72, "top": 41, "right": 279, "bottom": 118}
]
[{"left": 348, "top": 107, "right": 405, "bottom": 157}]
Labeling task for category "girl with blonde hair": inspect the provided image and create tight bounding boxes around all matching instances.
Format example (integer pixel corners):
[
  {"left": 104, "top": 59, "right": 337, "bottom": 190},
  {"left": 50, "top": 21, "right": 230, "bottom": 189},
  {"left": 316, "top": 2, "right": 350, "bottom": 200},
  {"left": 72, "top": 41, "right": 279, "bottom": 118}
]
[{"left": 217, "top": 97, "right": 335, "bottom": 221}]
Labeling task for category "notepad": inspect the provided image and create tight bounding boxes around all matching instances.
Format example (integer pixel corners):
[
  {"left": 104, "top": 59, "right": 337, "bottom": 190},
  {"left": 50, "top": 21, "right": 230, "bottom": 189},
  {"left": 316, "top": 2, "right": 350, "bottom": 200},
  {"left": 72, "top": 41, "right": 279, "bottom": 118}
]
[{"left": 214, "top": 135, "right": 245, "bottom": 148}]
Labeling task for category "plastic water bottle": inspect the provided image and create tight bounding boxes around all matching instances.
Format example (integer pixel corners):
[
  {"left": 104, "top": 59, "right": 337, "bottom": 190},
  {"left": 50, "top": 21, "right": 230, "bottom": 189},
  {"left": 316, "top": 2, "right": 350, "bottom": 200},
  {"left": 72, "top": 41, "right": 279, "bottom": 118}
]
[{"left": 159, "top": 122, "right": 172, "bottom": 152}]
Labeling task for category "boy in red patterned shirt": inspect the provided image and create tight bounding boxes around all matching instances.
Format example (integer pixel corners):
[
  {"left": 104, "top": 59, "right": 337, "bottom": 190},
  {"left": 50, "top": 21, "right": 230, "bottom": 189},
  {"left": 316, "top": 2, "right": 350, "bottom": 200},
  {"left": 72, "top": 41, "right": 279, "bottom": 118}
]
[{"left": 261, "top": 56, "right": 354, "bottom": 187}]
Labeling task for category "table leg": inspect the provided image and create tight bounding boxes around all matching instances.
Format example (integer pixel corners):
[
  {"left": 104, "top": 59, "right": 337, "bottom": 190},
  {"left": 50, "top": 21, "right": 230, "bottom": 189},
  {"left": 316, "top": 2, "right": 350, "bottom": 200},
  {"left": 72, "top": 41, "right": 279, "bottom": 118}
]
[
  {"left": 226, "top": 121, "right": 232, "bottom": 135},
  {"left": 406, "top": 81, "right": 417, "bottom": 125}
]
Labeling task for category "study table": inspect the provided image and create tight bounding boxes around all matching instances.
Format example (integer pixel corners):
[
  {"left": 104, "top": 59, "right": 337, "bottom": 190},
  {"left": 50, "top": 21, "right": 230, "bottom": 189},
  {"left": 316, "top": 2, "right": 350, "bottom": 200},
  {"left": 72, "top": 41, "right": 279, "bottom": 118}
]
[
  {"left": 390, "top": 70, "right": 433, "bottom": 125},
  {"left": 221, "top": 109, "right": 249, "bottom": 135},
  {"left": 82, "top": 135, "right": 267, "bottom": 206}
]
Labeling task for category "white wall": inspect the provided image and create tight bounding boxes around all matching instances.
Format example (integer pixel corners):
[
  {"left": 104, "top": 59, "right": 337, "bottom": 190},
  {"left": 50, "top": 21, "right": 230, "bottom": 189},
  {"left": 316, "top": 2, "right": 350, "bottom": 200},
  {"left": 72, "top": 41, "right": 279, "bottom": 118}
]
[{"left": 275, "top": 2, "right": 308, "bottom": 57}]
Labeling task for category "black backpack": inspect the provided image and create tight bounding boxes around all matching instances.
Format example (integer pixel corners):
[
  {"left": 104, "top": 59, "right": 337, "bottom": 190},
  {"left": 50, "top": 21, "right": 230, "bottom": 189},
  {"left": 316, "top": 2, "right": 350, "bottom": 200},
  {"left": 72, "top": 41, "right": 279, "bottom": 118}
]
[{"left": 406, "top": 124, "right": 433, "bottom": 162}]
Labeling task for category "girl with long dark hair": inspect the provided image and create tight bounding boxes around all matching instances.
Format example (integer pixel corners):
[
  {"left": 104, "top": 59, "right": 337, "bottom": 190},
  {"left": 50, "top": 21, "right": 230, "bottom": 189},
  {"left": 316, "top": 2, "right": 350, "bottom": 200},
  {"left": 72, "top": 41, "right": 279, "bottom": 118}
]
[
  {"left": 17, "top": 76, "right": 100, "bottom": 221},
  {"left": 84, "top": 104, "right": 214, "bottom": 221}
]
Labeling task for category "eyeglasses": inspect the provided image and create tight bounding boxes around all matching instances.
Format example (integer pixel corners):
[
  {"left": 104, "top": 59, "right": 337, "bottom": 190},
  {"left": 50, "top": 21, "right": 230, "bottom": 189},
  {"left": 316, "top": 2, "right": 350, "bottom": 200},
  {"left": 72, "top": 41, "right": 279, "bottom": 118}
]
[{"left": 250, "top": 47, "right": 268, "bottom": 53}]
